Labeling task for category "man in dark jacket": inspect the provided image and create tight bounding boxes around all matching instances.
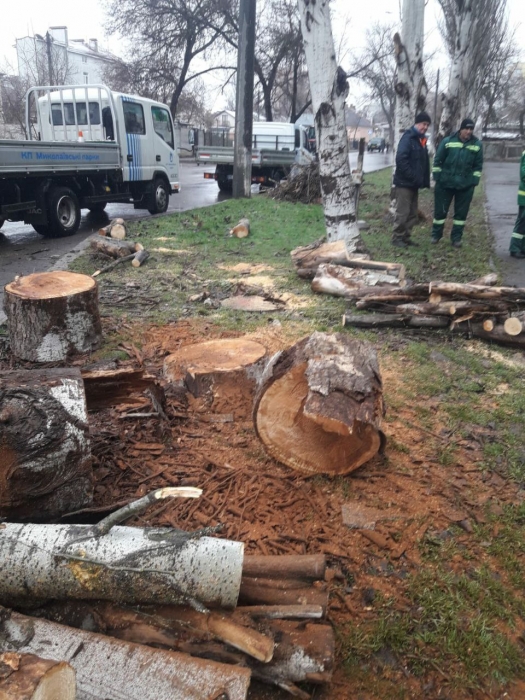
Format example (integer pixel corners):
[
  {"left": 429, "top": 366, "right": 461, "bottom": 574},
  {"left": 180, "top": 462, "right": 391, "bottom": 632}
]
[
  {"left": 431, "top": 118, "right": 483, "bottom": 248},
  {"left": 392, "top": 112, "right": 431, "bottom": 248}
]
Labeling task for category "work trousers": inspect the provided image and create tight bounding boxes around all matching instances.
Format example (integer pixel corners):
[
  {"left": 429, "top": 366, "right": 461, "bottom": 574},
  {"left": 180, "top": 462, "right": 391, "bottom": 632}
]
[
  {"left": 509, "top": 206, "right": 525, "bottom": 254},
  {"left": 431, "top": 184, "right": 475, "bottom": 243},
  {"left": 392, "top": 187, "right": 418, "bottom": 243}
]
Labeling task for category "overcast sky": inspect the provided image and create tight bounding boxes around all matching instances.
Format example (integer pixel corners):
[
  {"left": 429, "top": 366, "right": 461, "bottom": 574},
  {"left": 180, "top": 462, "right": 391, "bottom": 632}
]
[{"left": 1, "top": 0, "right": 523, "bottom": 108}]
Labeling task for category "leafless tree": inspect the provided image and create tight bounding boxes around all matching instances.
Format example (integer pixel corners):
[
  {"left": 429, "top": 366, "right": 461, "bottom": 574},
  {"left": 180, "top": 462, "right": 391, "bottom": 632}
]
[{"left": 437, "top": 0, "right": 514, "bottom": 137}]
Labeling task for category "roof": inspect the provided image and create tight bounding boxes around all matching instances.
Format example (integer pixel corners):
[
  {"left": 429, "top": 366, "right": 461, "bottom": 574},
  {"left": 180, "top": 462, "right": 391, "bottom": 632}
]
[{"left": 345, "top": 108, "right": 372, "bottom": 129}]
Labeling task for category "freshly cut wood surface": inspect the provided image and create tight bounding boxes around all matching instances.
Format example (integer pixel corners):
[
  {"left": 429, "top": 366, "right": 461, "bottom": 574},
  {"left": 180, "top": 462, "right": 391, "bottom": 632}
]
[
  {"left": 0, "top": 653, "right": 75, "bottom": 700},
  {"left": 5, "top": 271, "right": 95, "bottom": 299},
  {"left": 503, "top": 316, "right": 524, "bottom": 336},
  {"left": 254, "top": 332, "right": 384, "bottom": 476}
]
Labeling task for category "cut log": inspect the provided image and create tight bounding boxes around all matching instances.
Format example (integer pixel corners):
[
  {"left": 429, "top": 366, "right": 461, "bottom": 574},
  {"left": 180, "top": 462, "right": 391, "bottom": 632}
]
[
  {"left": 469, "top": 273, "right": 498, "bottom": 286},
  {"left": 351, "top": 283, "right": 430, "bottom": 301},
  {"left": 242, "top": 554, "right": 326, "bottom": 581},
  {"left": 467, "top": 322, "right": 525, "bottom": 347},
  {"left": 99, "top": 218, "right": 128, "bottom": 240},
  {"left": 429, "top": 282, "right": 525, "bottom": 302},
  {"left": 254, "top": 332, "right": 385, "bottom": 476},
  {"left": 89, "top": 236, "right": 142, "bottom": 258},
  {"left": 3, "top": 272, "right": 102, "bottom": 362},
  {"left": 483, "top": 317, "right": 496, "bottom": 332},
  {"left": 291, "top": 239, "right": 356, "bottom": 278},
  {"left": 230, "top": 218, "right": 250, "bottom": 238},
  {"left": 132, "top": 250, "right": 150, "bottom": 268},
  {"left": 503, "top": 315, "right": 524, "bottom": 336},
  {"left": 0, "top": 368, "right": 92, "bottom": 522},
  {"left": 0, "top": 522, "right": 243, "bottom": 609},
  {"left": 235, "top": 605, "right": 324, "bottom": 620},
  {"left": 0, "top": 652, "right": 75, "bottom": 700},
  {"left": 392, "top": 300, "right": 509, "bottom": 316},
  {"left": 80, "top": 365, "right": 157, "bottom": 411},
  {"left": 164, "top": 338, "right": 268, "bottom": 419},
  {"left": 311, "top": 264, "right": 403, "bottom": 298},
  {"left": 238, "top": 579, "right": 329, "bottom": 611},
  {"left": 342, "top": 313, "right": 449, "bottom": 329},
  {"left": 0, "top": 608, "right": 251, "bottom": 700}
]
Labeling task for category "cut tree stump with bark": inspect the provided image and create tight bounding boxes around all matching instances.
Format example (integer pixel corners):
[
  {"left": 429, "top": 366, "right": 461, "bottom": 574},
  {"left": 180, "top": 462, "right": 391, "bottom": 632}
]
[
  {"left": 0, "top": 368, "right": 93, "bottom": 522},
  {"left": 164, "top": 338, "right": 268, "bottom": 419},
  {"left": 312, "top": 263, "right": 404, "bottom": 298},
  {"left": 0, "top": 608, "right": 251, "bottom": 700},
  {"left": 254, "top": 332, "right": 385, "bottom": 476},
  {"left": 3, "top": 272, "right": 102, "bottom": 362},
  {"left": 0, "top": 652, "right": 76, "bottom": 700}
]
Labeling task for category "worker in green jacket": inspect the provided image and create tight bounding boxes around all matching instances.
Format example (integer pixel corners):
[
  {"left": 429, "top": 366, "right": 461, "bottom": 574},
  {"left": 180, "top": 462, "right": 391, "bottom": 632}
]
[
  {"left": 430, "top": 118, "right": 483, "bottom": 248},
  {"left": 509, "top": 149, "right": 525, "bottom": 259}
]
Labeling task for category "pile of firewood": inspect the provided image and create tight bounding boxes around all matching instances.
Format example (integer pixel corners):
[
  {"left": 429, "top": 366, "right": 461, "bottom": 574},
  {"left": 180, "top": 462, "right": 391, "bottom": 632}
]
[
  {"left": 90, "top": 218, "right": 150, "bottom": 275},
  {"left": 270, "top": 162, "right": 321, "bottom": 204}
]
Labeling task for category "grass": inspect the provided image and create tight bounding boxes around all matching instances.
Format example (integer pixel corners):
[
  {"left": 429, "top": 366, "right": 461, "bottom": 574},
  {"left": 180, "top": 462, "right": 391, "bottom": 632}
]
[{"left": 70, "top": 168, "right": 525, "bottom": 698}]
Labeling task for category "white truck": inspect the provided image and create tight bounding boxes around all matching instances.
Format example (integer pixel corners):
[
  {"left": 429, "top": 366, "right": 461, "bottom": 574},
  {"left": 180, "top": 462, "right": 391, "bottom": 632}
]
[
  {"left": 0, "top": 85, "right": 180, "bottom": 237},
  {"left": 196, "top": 121, "right": 315, "bottom": 192}
]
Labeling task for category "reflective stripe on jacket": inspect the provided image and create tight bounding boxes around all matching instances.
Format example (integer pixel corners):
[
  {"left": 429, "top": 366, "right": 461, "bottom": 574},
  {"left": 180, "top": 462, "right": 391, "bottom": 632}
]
[{"left": 432, "top": 132, "right": 483, "bottom": 190}]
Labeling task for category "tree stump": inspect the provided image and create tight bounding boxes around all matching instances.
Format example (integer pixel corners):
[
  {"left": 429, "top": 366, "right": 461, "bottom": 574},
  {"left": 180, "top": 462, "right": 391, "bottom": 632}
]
[
  {"left": 254, "top": 332, "right": 385, "bottom": 476},
  {"left": 0, "top": 368, "right": 93, "bottom": 522},
  {"left": 164, "top": 338, "right": 268, "bottom": 419},
  {"left": 3, "top": 272, "right": 102, "bottom": 362},
  {"left": 0, "top": 652, "right": 76, "bottom": 700}
]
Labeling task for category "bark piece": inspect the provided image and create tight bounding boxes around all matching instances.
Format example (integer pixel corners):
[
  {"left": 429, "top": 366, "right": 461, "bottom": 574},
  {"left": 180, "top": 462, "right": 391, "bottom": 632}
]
[
  {"left": 0, "top": 523, "right": 243, "bottom": 609},
  {"left": 3, "top": 272, "right": 102, "bottom": 362},
  {"left": 0, "top": 608, "right": 251, "bottom": 700},
  {"left": 164, "top": 338, "right": 267, "bottom": 419},
  {"left": 311, "top": 264, "right": 403, "bottom": 298},
  {"left": 0, "top": 368, "right": 92, "bottom": 522},
  {"left": 254, "top": 332, "right": 385, "bottom": 476},
  {"left": 0, "top": 652, "right": 75, "bottom": 700}
]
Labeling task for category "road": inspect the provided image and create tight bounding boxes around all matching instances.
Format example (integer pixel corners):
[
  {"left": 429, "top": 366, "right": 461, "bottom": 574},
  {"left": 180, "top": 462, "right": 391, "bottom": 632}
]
[{"left": 0, "top": 152, "right": 393, "bottom": 321}]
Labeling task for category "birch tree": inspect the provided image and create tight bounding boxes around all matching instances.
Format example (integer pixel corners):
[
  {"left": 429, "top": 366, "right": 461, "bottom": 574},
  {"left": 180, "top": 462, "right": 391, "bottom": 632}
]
[
  {"left": 393, "top": 0, "right": 427, "bottom": 151},
  {"left": 297, "top": 0, "right": 360, "bottom": 250},
  {"left": 437, "top": 0, "right": 511, "bottom": 139}
]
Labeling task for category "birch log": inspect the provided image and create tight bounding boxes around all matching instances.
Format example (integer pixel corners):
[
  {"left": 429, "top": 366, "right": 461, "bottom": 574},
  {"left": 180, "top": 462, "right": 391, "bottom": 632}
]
[
  {"left": 0, "top": 368, "right": 92, "bottom": 521},
  {"left": 0, "top": 523, "right": 243, "bottom": 609},
  {"left": 429, "top": 282, "right": 525, "bottom": 301},
  {"left": 254, "top": 332, "right": 385, "bottom": 476},
  {"left": 0, "top": 608, "right": 251, "bottom": 700},
  {"left": 297, "top": 0, "right": 360, "bottom": 250},
  {"left": 3, "top": 272, "right": 102, "bottom": 362},
  {"left": 0, "top": 652, "right": 76, "bottom": 700},
  {"left": 312, "top": 264, "right": 403, "bottom": 298}
]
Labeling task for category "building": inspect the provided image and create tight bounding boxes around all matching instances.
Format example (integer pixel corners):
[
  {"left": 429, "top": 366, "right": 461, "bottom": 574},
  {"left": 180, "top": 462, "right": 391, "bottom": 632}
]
[
  {"left": 345, "top": 107, "right": 373, "bottom": 148},
  {"left": 16, "top": 26, "right": 119, "bottom": 86}
]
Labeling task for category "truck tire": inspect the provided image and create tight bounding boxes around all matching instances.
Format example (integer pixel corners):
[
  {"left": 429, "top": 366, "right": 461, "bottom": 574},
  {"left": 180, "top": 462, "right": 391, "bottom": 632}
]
[
  {"left": 148, "top": 177, "right": 169, "bottom": 215},
  {"left": 45, "top": 186, "right": 81, "bottom": 238}
]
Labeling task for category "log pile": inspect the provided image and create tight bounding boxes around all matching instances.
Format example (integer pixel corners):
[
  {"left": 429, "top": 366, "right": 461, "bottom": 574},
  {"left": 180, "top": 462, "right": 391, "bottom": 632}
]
[{"left": 342, "top": 275, "right": 525, "bottom": 348}]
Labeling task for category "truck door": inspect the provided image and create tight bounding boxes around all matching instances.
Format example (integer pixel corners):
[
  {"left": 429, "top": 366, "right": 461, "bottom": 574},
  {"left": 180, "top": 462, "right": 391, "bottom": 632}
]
[
  {"left": 121, "top": 97, "right": 149, "bottom": 183},
  {"left": 151, "top": 105, "right": 179, "bottom": 192}
]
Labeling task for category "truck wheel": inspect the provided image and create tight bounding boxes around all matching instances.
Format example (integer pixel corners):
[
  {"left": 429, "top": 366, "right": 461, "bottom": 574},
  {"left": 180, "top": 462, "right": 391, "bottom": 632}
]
[
  {"left": 148, "top": 178, "right": 169, "bottom": 215},
  {"left": 46, "top": 187, "right": 81, "bottom": 238}
]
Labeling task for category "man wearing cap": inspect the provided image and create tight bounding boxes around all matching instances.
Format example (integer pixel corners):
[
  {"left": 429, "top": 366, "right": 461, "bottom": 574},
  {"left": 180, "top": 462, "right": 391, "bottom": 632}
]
[
  {"left": 508, "top": 148, "right": 525, "bottom": 259},
  {"left": 430, "top": 118, "right": 483, "bottom": 248},
  {"left": 392, "top": 112, "right": 431, "bottom": 248}
]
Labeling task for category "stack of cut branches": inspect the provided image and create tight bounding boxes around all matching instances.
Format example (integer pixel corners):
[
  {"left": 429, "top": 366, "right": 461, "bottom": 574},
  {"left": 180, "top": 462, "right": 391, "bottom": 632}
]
[
  {"left": 342, "top": 273, "right": 525, "bottom": 348},
  {"left": 271, "top": 162, "right": 321, "bottom": 204}
]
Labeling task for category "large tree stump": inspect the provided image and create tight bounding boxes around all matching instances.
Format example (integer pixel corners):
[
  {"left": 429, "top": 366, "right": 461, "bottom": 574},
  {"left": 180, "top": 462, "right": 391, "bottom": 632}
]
[
  {"left": 0, "top": 652, "right": 76, "bottom": 700},
  {"left": 164, "top": 338, "right": 268, "bottom": 419},
  {"left": 0, "top": 368, "right": 92, "bottom": 522},
  {"left": 3, "top": 272, "right": 102, "bottom": 362},
  {"left": 254, "top": 332, "right": 385, "bottom": 476}
]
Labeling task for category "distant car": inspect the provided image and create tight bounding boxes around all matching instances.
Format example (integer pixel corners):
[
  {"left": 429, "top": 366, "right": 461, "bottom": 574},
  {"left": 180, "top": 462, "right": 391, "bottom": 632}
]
[{"left": 367, "top": 137, "right": 386, "bottom": 153}]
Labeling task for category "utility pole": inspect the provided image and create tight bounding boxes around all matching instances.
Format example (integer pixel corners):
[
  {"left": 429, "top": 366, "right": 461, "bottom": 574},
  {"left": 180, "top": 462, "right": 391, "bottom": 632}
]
[
  {"left": 45, "top": 32, "right": 53, "bottom": 85},
  {"left": 232, "top": 0, "right": 256, "bottom": 198}
]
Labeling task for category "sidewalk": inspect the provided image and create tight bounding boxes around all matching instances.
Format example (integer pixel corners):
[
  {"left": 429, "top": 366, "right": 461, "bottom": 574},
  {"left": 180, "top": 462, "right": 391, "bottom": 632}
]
[{"left": 483, "top": 160, "right": 523, "bottom": 287}]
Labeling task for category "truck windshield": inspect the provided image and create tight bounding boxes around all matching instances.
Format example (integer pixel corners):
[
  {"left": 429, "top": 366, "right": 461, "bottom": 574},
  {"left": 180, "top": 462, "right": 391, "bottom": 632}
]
[
  {"left": 51, "top": 102, "right": 101, "bottom": 126},
  {"left": 151, "top": 106, "right": 174, "bottom": 148}
]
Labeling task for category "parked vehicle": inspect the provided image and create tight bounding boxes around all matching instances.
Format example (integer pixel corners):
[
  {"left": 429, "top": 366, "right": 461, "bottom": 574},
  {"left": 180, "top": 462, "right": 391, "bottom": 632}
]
[
  {"left": 367, "top": 137, "right": 386, "bottom": 153},
  {"left": 196, "top": 121, "right": 315, "bottom": 192},
  {"left": 0, "top": 84, "right": 180, "bottom": 237}
]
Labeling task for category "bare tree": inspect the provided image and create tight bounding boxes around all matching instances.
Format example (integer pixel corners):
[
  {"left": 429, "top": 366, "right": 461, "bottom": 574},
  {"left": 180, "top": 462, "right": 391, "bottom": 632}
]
[
  {"left": 297, "top": 0, "right": 360, "bottom": 250},
  {"left": 104, "top": 0, "right": 233, "bottom": 117},
  {"left": 437, "top": 0, "right": 513, "bottom": 138}
]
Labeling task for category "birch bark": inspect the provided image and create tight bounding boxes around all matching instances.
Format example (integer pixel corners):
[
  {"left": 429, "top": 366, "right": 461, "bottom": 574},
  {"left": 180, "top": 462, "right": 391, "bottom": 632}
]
[{"left": 297, "top": 0, "right": 360, "bottom": 251}]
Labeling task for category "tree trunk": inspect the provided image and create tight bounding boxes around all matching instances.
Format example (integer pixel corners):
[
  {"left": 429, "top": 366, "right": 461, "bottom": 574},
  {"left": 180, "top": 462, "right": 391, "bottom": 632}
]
[
  {"left": 0, "top": 608, "right": 251, "bottom": 700},
  {"left": 3, "top": 272, "right": 102, "bottom": 362},
  {"left": 0, "top": 523, "right": 243, "bottom": 609},
  {"left": 0, "top": 368, "right": 92, "bottom": 522},
  {"left": 393, "top": 0, "right": 427, "bottom": 147},
  {"left": 311, "top": 263, "right": 403, "bottom": 298},
  {"left": 164, "top": 338, "right": 268, "bottom": 420},
  {"left": 297, "top": 0, "right": 360, "bottom": 250},
  {"left": 254, "top": 332, "right": 385, "bottom": 476},
  {"left": 0, "top": 652, "right": 75, "bottom": 700},
  {"left": 89, "top": 236, "right": 142, "bottom": 258},
  {"left": 342, "top": 313, "right": 449, "bottom": 329}
]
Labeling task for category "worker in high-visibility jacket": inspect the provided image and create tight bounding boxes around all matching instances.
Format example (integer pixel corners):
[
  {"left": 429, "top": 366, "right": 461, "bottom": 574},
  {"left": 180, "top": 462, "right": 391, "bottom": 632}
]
[
  {"left": 509, "top": 149, "right": 525, "bottom": 259},
  {"left": 430, "top": 118, "right": 483, "bottom": 249}
]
